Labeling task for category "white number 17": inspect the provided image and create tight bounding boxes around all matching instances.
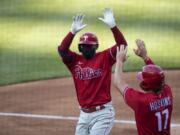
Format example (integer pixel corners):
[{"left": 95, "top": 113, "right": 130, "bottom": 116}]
[{"left": 155, "top": 109, "right": 169, "bottom": 132}]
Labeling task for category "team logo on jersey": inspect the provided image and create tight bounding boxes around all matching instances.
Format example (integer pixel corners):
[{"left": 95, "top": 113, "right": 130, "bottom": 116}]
[{"left": 75, "top": 65, "right": 102, "bottom": 80}]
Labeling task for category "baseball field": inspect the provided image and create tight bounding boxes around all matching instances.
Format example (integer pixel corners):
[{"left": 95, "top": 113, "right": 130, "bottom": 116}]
[
  {"left": 0, "top": 0, "right": 180, "bottom": 134},
  {"left": 0, "top": 71, "right": 180, "bottom": 135}
]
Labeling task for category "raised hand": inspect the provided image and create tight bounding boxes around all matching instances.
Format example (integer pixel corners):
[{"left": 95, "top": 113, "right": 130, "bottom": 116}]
[
  {"left": 98, "top": 8, "right": 116, "bottom": 28},
  {"left": 133, "top": 39, "right": 147, "bottom": 60},
  {"left": 116, "top": 45, "right": 128, "bottom": 63},
  {"left": 70, "top": 14, "right": 87, "bottom": 34}
]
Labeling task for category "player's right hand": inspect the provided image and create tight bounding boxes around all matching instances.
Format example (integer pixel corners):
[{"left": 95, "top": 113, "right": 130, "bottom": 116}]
[
  {"left": 116, "top": 45, "right": 128, "bottom": 63},
  {"left": 133, "top": 39, "right": 148, "bottom": 60},
  {"left": 70, "top": 14, "right": 87, "bottom": 34}
]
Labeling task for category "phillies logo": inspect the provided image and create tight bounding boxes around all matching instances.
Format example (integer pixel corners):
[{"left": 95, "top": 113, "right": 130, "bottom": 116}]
[
  {"left": 83, "top": 35, "right": 88, "bottom": 41},
  {"left": 75, "top": 65, "right": 102, "bottom": 80}
]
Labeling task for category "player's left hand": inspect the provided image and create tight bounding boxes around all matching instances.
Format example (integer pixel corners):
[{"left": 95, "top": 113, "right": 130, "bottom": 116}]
[
  {"left": 116, "top": 45, "right": 128, "bottom": 63},
  {"left": 98, "top": 8, "right": 116, "bottom": 28}
]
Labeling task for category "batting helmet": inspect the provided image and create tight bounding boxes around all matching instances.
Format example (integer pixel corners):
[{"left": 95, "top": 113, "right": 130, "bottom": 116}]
[
  {"left": 79, "top": 32, "right": 98, "bottom": 46},
  {"left": 136, "top": 64, "right": 165, "bottom": 91}
]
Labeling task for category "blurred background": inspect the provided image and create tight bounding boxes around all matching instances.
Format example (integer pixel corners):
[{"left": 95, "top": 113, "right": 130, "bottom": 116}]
[{"left": 0, "top": 0, "right": 180, "bottom": 85}]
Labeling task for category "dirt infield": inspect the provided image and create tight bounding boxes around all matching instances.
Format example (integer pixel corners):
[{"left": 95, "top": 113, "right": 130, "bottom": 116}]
[{"left": 0, "top": 70, "right": 180, "bottom": 135}]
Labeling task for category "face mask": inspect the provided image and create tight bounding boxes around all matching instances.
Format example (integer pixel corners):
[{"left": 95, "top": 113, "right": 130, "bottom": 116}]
[{"left": 79, "top": 44, "right": 97, "bottom": 59}]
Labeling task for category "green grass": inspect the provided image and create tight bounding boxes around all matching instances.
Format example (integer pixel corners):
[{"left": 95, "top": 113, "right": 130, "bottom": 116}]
[{"left": 0, "top": 0, "right": 180, "bottom": 85}]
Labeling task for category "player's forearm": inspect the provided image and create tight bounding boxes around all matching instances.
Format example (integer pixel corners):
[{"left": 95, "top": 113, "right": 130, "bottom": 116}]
[
  {"left": 114, "top": 61, "right": 125, "bottom": 95},
  {"left": 58, "top": 32, "right": 75, "bottom": 52},
  {"left": 111, "top": 26, "right": 127, "bottom": 46},
  {"left": 143, "top": 57, "right": 154, "bottom": 65}
]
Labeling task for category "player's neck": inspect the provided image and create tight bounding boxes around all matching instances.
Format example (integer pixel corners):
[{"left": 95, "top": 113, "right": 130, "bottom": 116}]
[{"left": 146, "top": 89, "right": 162, "bottom": 94}]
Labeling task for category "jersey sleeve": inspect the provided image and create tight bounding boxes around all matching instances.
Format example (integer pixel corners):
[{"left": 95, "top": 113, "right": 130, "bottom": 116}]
[
  {"left": 144, "top": 57, "right": 155, "bottom": 65},
  {"left": 60, "top": 50, "right": 77, "bottom": 67},
  {"left": 58, "top": 32, "right": 77, "bottom": 67},
  {"left": 102, "top": 46, "right": 116, "bottom": 65},
  {"left": 108, "top": 26, "right": 127, "bottom": 63},
  {"left": 123, "top": 86, "right": 145, "bottom": 111},
  {"left": 111, "top": 26, "right": 127, "bottom": 46}
]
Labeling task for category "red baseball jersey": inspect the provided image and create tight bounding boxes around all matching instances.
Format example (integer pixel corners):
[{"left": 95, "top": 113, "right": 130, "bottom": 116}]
[
  {"left": 62, "top": 48, "right": 116, "bottom": 108},
  {"left": 123, "top": 85, "right": 173, "bottom": 135}
]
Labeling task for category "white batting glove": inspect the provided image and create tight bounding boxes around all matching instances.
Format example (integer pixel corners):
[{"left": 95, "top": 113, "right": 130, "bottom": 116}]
[
  {"left": 98, "top": 8, "right": 116, "bottom": 28},
  {"left": 70, "top": 14, "right": 87, "bottom": 34}
]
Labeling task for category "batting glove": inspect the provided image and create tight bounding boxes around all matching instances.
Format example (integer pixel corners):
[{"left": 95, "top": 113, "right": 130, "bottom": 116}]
[
  {"left": 70, "top": 14, "right": 87, "bottom": 34},
  {"left": 98, "top": 8, "right": 116, "bottom": 28}
]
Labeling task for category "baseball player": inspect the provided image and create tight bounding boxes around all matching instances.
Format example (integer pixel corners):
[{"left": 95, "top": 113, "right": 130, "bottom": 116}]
[
  {"left": 58, "top": 8, "right": 127, "bottom": 135},
  {"left": 113, "top": 39, "right": 173, "bottom": 135}
]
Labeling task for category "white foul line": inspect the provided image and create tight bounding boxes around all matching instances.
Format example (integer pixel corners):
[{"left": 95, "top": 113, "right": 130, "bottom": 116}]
[{"left": 0, "top": 112, "right": 180, "bottom": 128}]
